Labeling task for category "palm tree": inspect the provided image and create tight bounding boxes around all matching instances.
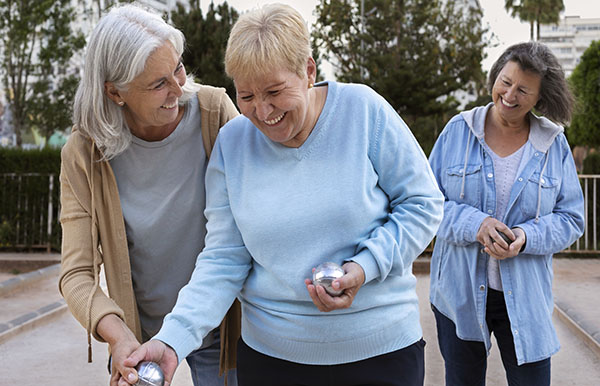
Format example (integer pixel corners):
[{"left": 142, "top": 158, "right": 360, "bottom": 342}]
[{"left": 505, "top": 0, "right": 564, "bottom": 41}]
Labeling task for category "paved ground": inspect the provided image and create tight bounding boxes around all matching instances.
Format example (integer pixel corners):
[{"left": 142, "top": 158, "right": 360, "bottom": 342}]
[{"left": 1, "top": 254, "right": 599, "bottom": 385}]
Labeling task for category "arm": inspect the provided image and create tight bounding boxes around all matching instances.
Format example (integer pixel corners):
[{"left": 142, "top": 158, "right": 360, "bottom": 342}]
[
  {"left": 59, "top": 147, "right": 126, "bottom": 341},
  {"left": 350, "top": 101, "right": 445, "bottom": 284},
  {"left": 149, "top": 139, "right": 252, "bottom": 364},
  {"left": 428, "top": 127, "right": 490, "bottom": 246},
  {"left": 516, "top": 137, "right": 585, "bottom": 255}
]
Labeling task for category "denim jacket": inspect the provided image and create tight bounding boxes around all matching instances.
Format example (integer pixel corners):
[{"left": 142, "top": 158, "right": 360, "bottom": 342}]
[{"left": 428, "top": 103, "right": 584, "bottom": 365}]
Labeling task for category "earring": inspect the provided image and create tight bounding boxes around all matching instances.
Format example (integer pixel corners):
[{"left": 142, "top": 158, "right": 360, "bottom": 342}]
[
  {"left": 308, "top": 83, "right": 314, "bottom": 89},
  {"left": 118, "top": 101, "right": 124, "bottom": 106}
]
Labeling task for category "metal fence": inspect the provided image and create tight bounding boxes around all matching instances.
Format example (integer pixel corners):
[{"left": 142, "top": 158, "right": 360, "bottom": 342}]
[
  {"left": 0, "top": 173, "right": 598, "bottom": 254},
  {"left": 566, "top": 175, "right": 600, "bottom": 254},
  {"left": 0, "top": 173, "right": 60, "bottom": 252}
]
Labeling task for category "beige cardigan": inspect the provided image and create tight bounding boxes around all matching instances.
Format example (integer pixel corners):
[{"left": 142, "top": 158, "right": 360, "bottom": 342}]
[{"left": 59, "top": 85, "right": 241, "bottom": 375}]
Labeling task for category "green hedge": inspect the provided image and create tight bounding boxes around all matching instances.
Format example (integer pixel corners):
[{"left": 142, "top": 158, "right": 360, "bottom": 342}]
[
  {"left": 0, "top": 148, "right": 62, "bottom": 251},
  {"left": 0, "top": 147, "right": 61, "bottom": 174},
  {"left": 583, "top": 152, "right": 600, "bottom": 175}
]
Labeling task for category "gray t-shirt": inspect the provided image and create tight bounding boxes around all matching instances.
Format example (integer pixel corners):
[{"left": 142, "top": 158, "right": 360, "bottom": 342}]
[{"left": 110, "top": 98, "right": 208, "bottom": 340}]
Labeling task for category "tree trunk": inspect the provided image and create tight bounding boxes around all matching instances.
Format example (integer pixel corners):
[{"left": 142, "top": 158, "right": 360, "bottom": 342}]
[{"left": 530, "top": 21, "right": 535, "bottom": 41}]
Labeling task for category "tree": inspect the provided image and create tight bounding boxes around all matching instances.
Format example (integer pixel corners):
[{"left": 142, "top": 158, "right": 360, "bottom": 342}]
[
  {"left": 171, "top": 1, "right": 239, "bottom": 101},
  {"left": 0, "top": 0, "right": 85, "bottom": 146},
  {"left": 568, "top": 41, "right": 600, "bottom": 148},
  {"left": 504, "top": 0, "right": 564, "bottom": 41},
  {"left": 312, "top": 0, "right": 488, "bottom": 153}
]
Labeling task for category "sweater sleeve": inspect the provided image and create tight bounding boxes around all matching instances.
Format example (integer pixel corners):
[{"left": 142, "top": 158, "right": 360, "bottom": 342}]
[
  {"left": 154, "top": 139, "right": 251, "bottom": 362},
  {"left": 58, "top": 138, "right": 125, "bottom": 342},
  {"left": 351, "top": 99, "right": 444, "bottom": 283}
]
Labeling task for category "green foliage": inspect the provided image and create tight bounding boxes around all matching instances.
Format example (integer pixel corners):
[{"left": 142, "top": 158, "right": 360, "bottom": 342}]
[
  {"left": 504, "top": 0, "right": 564, "bottom": 40},
  {"left": 171, "top": 1, "right": 239, "bottom": 101},
  {"left": 0, "top": 147, "right": 61, "bottom": 174},
  {"left": 0, "top": 148, "right": 61, "bottom": 251},
  {"left": 0, "top": 0, "right": 85, "bottom": 147},
  {"left": 312, "top": 0, "right": 489, "bottom": 152},
  {"left": 568, "top": 41, "right": 600, "bottom": 148},
  {"left": 583, "top": 152, "right": 600, "bottom": 175}
]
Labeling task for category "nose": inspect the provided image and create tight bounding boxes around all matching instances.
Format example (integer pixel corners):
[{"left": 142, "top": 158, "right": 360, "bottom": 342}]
[
  {"left": 504, "top": 85, "right": 517, "bottom": 101},
  {"left": 254, "top": 99, "right": 273, "bottom": 121},
  {"left": 170, "top": 78, "right": 184, "bottom": 98}
]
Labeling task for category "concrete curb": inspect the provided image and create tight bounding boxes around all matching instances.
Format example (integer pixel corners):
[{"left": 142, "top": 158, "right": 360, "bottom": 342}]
[
  {"left": 0, "top": 263, "right": 60, "bottom": 297},
  {"left": 554, "top": 302, "right": 600, "bottom": 359},
  {"left": 0, "top": 299, "right": 67, "bottom": 344}
]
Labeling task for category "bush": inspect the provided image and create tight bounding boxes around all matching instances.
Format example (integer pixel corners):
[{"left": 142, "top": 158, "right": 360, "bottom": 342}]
[
  {"left": 583, "top": 152, "right": 600, "bottom": 174},
  {"left": 0, "top": 147, "right": 61, "bottom": 251},
  {"left": 0, "top": 147, "right": 61, "bottom": 174}
]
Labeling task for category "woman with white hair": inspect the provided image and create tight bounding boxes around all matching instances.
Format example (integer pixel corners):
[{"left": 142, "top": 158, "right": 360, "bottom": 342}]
[
  {"left": 123, "top": 4, "right": 443, "bottom": 386},
  {"left": 58, "top": 4, "right": 240, "bottom": 386}
]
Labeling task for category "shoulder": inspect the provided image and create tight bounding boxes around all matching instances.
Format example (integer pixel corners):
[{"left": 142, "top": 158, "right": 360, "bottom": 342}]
[
  {"left": 438, "top": 113, "right": 471, "bottom": 140},
  {"left": 62, "top": 129, "right": 92, "bottom": 165},
  {"left": 334, "top": 82, "right": 388, "bottom": 108}
]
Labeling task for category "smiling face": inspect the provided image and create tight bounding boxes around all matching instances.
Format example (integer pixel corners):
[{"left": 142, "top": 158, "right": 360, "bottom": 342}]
[
  {"left": 491, "top": 60, "right": 542, "bottom": 127},
  {"left": 105, "top": 42, "right": 186, "bottom": 139},
  {"left": 234, "top": 59, "right": 317, "bottom": 148}
]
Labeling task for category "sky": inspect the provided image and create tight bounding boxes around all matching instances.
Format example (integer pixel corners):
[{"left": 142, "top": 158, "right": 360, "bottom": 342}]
[{"left": 203, "top": 0, "right": 600, "bottom": 78}]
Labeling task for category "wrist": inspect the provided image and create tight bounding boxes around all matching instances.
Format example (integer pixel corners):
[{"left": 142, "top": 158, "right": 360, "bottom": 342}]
[{"left": 98, "top": 314, "right": 137, "bottom": 346}]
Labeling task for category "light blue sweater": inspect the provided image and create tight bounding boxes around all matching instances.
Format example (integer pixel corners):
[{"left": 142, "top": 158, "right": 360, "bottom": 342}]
[{"left": 154, "top": 81, "right": 444, "bottom": 365}]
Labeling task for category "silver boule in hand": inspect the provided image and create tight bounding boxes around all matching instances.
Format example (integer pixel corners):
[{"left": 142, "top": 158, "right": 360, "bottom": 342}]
[
  {"left": 313, "top": 262, "right": 345, "bottom": 296},
  {"left": 134, "top": 361, "right": 164, "bottom": 386}
]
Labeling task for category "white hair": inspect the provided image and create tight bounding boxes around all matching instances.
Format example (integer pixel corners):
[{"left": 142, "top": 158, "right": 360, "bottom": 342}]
[{"left": 73, "top": 3, "right": 200, "bottom": 159}]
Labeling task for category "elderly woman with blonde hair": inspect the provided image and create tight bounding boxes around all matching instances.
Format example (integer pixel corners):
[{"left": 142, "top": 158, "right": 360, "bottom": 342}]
[{"left": 123, "top": 4, "right": 444, "bottom": 386}]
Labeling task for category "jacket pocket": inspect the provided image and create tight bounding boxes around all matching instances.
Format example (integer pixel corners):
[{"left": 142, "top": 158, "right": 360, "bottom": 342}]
[
  {"left": 442, "top": 164, "right": 482, "bottom": 208},
  {"left": 519, "top": 172, "right": 558, "bottom": 218}
]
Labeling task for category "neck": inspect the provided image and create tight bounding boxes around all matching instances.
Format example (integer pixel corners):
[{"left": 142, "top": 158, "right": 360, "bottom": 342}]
[
  {"left": 490, "top": 106, "right": 530, "bottom": 133},
  {"left": 127, "top": 105, "right": 185, "bottom": 142}
]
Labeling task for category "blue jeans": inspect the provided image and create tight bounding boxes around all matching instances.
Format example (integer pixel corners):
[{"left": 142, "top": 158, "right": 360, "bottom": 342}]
[
  {"left": 186, "top": 328, "right": 237, "bottom": 386},
  {"left": 432, "top": 289, "right": 550, "bottom": 386}
]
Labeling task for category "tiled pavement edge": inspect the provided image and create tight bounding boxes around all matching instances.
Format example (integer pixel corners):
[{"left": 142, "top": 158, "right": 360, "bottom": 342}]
[{"left": 0, "top": 263, "right": 67, "bottom": 344}]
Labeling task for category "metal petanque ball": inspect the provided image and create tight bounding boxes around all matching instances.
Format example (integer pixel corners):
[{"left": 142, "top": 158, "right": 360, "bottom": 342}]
[
  {"left": 134, "top": 361, "right": 164, "bottom": 386},
  {"left": 313, "top": 262, "right": 345, "bottom": 296}
]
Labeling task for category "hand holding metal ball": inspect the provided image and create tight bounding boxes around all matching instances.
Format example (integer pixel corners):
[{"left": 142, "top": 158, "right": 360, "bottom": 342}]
[
  {"left": 313, "top": 262, "right": 345, "bottom": 296},
  {"left": 133, "top": 361, "right": 164, "bottom": 386}
]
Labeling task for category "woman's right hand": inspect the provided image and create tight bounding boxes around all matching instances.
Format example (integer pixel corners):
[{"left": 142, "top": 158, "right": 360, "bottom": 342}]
[
  {"left": 122, "top": 339, "right": 178, "bottom": 386},
  {"left": 476, "top": 217, "right": 515, "bottom": 254},
  {"left": 96, "top": 314, "right": 141, "bottom": 386}
]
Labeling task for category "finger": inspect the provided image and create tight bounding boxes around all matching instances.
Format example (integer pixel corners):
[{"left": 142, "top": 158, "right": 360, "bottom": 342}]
[
  {"left": 110, "top": 371, "right": 120, "bottom": 386},
  {"left": 314, "top": 285, "right": 336, "bottom": 311},
  {"left": 305, "top": 280, "right": 328, "bottom": 311},
  {"left": 124, "top": 345, "right": 147, "bottom": 367}
]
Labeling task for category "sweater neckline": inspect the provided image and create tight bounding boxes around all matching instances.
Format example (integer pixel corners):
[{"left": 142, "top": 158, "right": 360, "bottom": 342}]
[{"left": 263, "top": 81, "right": 335, "bottom": 161}]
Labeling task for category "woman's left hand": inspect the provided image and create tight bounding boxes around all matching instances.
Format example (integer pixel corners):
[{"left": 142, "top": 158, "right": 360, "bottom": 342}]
[
  {"left": 484, "top": 227, "right": 527, "bottom": 260},
  {"left": 305, "top": 261, "right": 365, "bottom": 312}
]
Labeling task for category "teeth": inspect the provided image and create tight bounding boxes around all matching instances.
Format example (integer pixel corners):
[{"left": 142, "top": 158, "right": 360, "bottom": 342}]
[
  {"left": 501, "top": 98, "right": 516, "bottom": 108},
  {"left": 264, "top": 113, "right": 285, "bottom": 125},
  {"left": 161, "top": 102, "right": 177, "bottom": 109}
]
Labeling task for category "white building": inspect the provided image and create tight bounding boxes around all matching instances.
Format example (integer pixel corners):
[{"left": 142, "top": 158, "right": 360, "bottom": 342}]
[{"left": 539, "top": 16, "right": 600, "bottom": 77}]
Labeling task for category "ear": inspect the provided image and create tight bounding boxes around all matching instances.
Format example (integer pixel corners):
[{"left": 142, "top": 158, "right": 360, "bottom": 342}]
[
  {"left": 104, "top": 82, "right": 124, "bottom": 105},
  {"left": 306, "top": 57, "right": 317, "bottom": 84}
]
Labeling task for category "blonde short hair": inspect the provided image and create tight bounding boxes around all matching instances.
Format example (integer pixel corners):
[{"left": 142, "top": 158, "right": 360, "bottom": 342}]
[{"left": 225, "top": 3, "right": 311, "bottom": 81}]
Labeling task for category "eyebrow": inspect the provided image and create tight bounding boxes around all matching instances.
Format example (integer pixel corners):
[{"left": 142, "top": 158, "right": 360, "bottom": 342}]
[{"left": 147, "top": 60, "right": 183, "bottom": 88}]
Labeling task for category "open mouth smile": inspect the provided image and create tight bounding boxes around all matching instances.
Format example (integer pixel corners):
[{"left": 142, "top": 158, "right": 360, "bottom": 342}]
[{"left": 264, "top": 112, "right": 286, "bottom": 125}]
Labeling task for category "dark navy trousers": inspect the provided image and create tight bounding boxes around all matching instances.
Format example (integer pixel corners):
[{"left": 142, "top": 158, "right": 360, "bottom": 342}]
[{"left": 432, "top": 289, "right": 551, "bottom": 386}]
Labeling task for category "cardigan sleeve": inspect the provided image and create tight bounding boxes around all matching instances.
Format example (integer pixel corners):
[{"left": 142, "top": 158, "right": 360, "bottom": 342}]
[{"left": 58, "top": 136, "right": 126, "bottom": 342}]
